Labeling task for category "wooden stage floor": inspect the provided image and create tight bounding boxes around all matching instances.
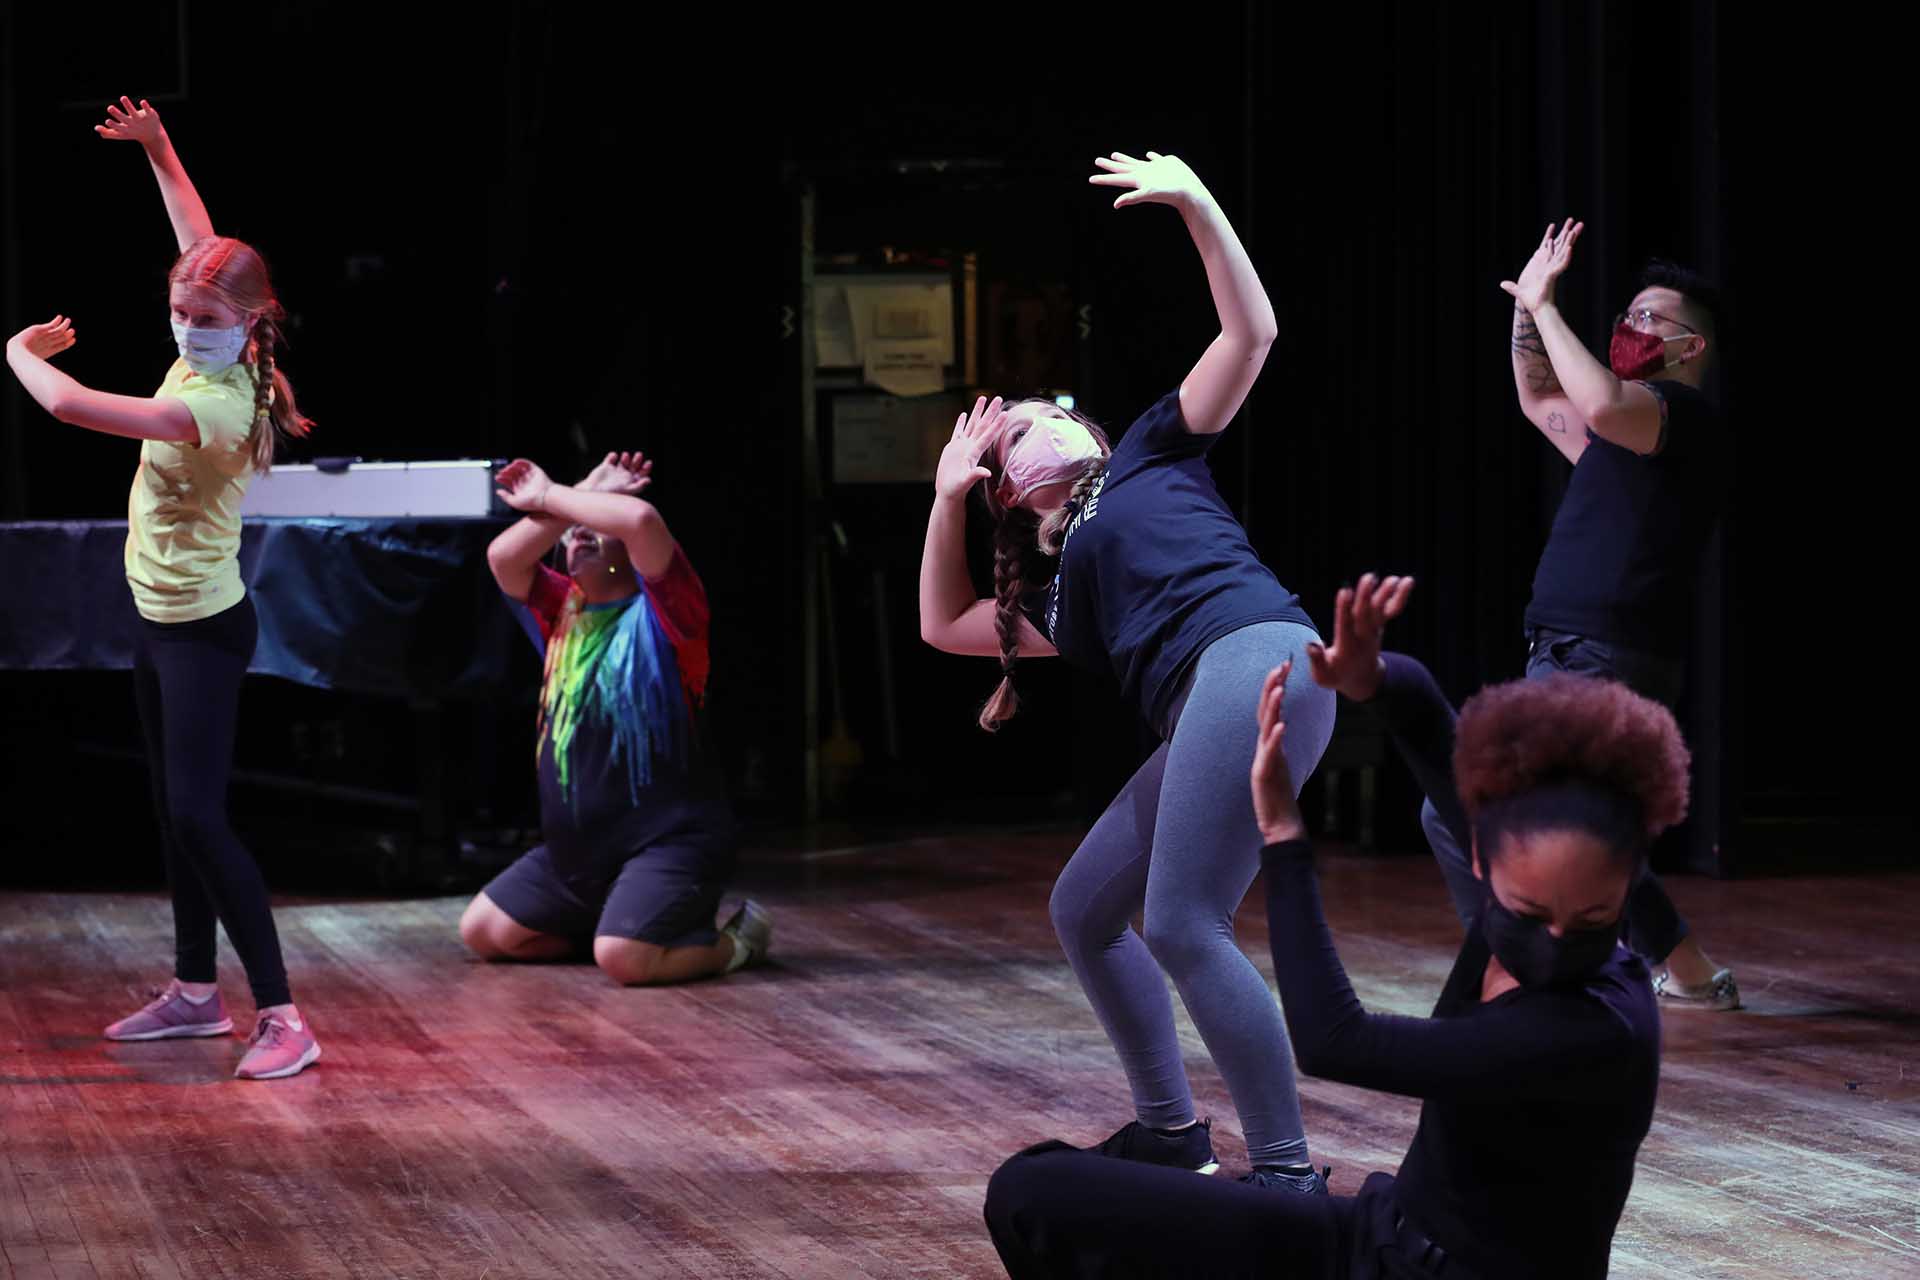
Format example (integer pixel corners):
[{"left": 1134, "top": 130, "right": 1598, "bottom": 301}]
[{"left": 3, "top": 832, "right": 1916, "bottom": 1279}]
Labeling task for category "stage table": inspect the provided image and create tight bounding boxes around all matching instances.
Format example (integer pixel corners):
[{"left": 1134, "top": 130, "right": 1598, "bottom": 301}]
[{"left": 0, "top": 517, "right": 523, "bottom": 694}]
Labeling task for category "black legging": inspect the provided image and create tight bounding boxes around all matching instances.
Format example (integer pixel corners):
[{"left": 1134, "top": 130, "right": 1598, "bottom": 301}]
[
  {"left": 985, "top": 1142, "right": 1377, "bottom": 1280},
  {"left": 131, "top": 595, "right": 291, "bottom": 1009}
]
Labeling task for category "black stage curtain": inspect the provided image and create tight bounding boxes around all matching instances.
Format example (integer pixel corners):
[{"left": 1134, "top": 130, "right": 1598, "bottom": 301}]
[{"left": 2, "top": 4, "right": 1895, "bottom": 858}]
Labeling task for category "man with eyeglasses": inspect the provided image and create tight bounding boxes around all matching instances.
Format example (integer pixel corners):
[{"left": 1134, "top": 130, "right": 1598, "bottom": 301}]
[{"left": 1419, "top": 219, "right": 1739, "bottom": 1011}]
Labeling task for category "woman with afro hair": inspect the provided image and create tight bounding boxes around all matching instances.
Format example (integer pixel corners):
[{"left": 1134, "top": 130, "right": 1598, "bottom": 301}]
[{"left": 984, "top": 574, "right": 1686, "bottom": 1280}]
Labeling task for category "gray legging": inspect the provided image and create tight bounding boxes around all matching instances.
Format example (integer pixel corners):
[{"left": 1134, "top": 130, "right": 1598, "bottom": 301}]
[{"left": 1048, "top": 620, "right": 1335, "bottom": 1168}]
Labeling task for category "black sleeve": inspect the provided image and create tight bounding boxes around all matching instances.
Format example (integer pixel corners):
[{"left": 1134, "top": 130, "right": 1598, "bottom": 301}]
[
  {"left": 1126, "top": 389, "right": 1217, "bottom": 462},
  {"left": 1640, "top": 380, "right": 1719, "bottom": 461},
  {"left": 1262, "top": 839, "right": 1645, "bottom": 1103},
  {"left": 1369, "top": 652, "right": 1470, "bottom": 853}
]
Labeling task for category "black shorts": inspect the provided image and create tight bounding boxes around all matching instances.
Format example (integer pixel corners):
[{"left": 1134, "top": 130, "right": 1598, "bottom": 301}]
[{"left": 482, "top": 841, "right": 731, "bottom": 947}]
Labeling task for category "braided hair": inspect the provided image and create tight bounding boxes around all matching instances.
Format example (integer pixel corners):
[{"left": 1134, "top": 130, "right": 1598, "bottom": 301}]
[
  {"left": 169, "top": 236, "right": 314, "bottom": 473},
  {"left": 976, "top": 399, "right": 1110, "bottom": 732}
]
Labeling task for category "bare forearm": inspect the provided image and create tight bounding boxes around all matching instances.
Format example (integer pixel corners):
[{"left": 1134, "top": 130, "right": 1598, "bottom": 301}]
[
  {"left": 486, "top": 514, "right": 566, "bottom": 598},
  {"left": 144, "top": 136, "right": 214, "bottom": 251},
  {"left": 537, "top": 485, "right": 653, "bottom": 538},
  {"left": 1183, "top": 196, "right": 1277, "bottom": 345},
  {"left": 1510, "top": 304, "right": 1564, "bottom": 401},
  {"left": 919, "top": 495, "right": 976, "bottom": 641},
  {"left": 6, "top": 345, "right": 195, "bottom": 441},
  {"left": 537, "top": 483, "right": 676, "bottom": 577},
  {"left": 1531, "top": 303, "right": 1626, "bottom": 421}
]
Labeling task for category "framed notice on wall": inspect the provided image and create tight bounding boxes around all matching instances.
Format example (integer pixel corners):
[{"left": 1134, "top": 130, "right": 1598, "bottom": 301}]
[
  {"left": 813, "top": 272, "right": 958, "bottom": 397},
  {"left": 830, "top": 392, "right": 968, "bottom": 485}
]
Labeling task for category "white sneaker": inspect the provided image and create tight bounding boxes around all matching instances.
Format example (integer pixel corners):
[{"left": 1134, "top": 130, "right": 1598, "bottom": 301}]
[
  {"left": 720, "top": 901, "right": 773, "bottom": 971},
  {"left": 1654, "top": 966, "right": 1741, "bottom": 1011}
]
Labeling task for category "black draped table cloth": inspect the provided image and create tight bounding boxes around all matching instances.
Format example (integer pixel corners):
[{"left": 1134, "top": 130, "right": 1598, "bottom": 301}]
[{"left": 0, "top": 518, "right": 525, "bottom": 698}]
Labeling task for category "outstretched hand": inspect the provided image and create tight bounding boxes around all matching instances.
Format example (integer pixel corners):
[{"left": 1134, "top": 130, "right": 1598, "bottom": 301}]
[
  {"left": 1305, "top": 574, "right": 1414, "bottom": 702},
  {"left": 579, "top": 450, "right": 653, "bottom": 496},
  {"left": 8, "top": 315, "right": 78, "bottom": 361},
  {"left": 935, "top": 395, "right": 1006, "bottom": 501},
  {"left": 95, "top": 96, "right": 166, "bottom": 146},
  {"left": 1251, "top": 660, "right": 1307, "bottom": 845},
  {"left": 1501, "top": 220, "right": 1583, "bottom": 314},
  {"left": 1087, "top": 151, "right": 1214, "bottom": 213},
  {"left": 495, "top": 458, "right": 556, "bottom": 513}
]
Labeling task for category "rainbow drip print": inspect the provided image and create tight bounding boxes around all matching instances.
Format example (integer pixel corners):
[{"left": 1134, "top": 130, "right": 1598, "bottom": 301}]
[{"left": 537, "top": 591, "right": 692, "bottom": 808}]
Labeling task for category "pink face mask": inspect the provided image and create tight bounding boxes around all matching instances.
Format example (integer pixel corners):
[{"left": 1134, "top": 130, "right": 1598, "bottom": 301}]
[{"left": 999, "top": 417, "right": 1104, "bottom": 505}]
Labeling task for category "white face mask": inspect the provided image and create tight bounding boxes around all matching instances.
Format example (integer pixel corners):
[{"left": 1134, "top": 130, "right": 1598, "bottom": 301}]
[
  {"left": 1000, "top": 416, "right": 1104, "bottom": 505},
  {"left": 171, "top": 319, "right": 250, "bottom": 375}
]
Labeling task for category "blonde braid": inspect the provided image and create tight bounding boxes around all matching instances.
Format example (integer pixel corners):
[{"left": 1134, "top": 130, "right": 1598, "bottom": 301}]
[{"left": 247, "top": 315, "right": 278, "bottom": 473}]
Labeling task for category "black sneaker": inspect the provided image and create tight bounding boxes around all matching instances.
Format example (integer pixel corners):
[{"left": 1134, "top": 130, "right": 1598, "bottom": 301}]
[
  {"left": 1237, "top": 1163, "right": 1332, "bottom": 1195},
  {"left": 1093, "top": 1118, "right": 1220, "bottom": 1175}
]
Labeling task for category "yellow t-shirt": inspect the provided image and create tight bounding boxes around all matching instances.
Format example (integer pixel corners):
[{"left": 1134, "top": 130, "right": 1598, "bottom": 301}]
[{"left": 124, "top": 358, "right": 262, "bottom": 623}]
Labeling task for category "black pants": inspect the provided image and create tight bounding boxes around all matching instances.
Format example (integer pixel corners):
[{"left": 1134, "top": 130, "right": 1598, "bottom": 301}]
[
  {"left": 131, "top": 595, "right": 291, "bottom": 1009},
  {"left": 984, "top": 1143, "right": 1421, "bottom": 1280}
]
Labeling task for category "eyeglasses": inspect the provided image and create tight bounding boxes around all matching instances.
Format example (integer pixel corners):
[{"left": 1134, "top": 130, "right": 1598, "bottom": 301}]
[{"left": 1615, "top": 308, "right": 1698, "bottom": 336}]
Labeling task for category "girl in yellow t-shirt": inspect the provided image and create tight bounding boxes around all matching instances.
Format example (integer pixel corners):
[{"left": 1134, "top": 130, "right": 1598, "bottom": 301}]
[{"left": 4, "top": 96, "right": 321, "bottom": 1081}]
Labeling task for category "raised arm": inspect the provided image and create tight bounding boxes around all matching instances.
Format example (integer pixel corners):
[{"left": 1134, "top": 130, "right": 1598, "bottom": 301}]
[
  {"left": 919, "top": 396, "right": 1056, "bottom": 658},
  {"left": 97, "top": 97, "right": 215, "bottom": 254},
  {"left": 1251, "top": 657, "right": 1642, "bottom": 1103},
  {"left": 485, "top": 511, "right": 567, "bottom": 603},
  {"left": 1303, "top": 575, "right": 1468, "bottom": 846},
  {"left": 494, "top": 457, "right": 677, "bottom": 589},
  {"left": 6, "top": 318, "right": 198, "bottom": 442},
  {"left": 487, "top": 452, "right": 652, "bottom": 600},
  {"left": 1260, "top": 838, "right": 1643, "bottom": 1101},
  {"left": 1502, "top": 220, "right": 1664, "bottom": 456},
  {"left": 1511, "top": 302, "right": 1588, "bottom": 466},
  {"left": 1089, "top": 152, "right": 1276, "bottom": 436}
]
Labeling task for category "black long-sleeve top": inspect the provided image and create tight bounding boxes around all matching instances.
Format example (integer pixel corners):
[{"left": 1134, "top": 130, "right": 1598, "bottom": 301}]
[{"left": 1263, "top": 653, "right": 1660, "bottom": 1280}]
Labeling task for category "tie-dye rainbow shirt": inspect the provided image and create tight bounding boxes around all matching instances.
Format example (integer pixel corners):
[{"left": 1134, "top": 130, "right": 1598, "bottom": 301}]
[{"left": 515, "top": 549, "right": 715, "bottom": 859}]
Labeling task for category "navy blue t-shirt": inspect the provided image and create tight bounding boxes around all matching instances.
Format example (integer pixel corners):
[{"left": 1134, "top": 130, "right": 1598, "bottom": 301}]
[
  {"left": 1021, "top": 390, "right": 1315, "bottom": 731},
  {"left": 1526, "top": 380, "right": 1726, "bottom": 656}
]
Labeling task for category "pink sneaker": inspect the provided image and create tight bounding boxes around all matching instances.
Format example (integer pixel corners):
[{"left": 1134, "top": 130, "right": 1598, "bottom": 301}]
[
  {"left": 104, "top": 981, "right": 234, "bottom": 1041},
  {"left": 233, "top": 1008, "right": 322, "bottom": 1080}
]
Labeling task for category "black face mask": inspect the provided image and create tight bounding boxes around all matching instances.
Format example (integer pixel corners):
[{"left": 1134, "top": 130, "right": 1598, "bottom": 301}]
[{"left": 1480, "top": 897, "right": 1620, "bottom": 989}]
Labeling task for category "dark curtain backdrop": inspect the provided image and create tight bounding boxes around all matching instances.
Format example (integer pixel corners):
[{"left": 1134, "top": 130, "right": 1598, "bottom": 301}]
[{"left": 2, "top": 3, "right": 1895, "bottom": 867}]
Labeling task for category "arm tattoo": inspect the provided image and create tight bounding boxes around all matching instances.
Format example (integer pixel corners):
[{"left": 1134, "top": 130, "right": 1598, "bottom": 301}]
[
  {"left": 1510, "top": 312, "right": 1549, "bottom": 357},
  {"left": 1511, "top": 307, "right": 1563, "bottom": 394},
  {"left": 1545, "top": 411, "right": 1569, "bottom": 434},
  {"left": 1524, "top": 363, "right": 1563, "bottom": 394}
]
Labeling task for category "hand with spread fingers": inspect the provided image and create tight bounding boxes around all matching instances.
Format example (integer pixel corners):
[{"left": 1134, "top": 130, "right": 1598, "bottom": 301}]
[
  {"left": 495, "top": 458, "right": 556, "bottom": 513},
  {"left": 1501, "top": 220, "right": 1583, "bottom": 315},
  {"left": 580, "top": 450, "right": 654, "bottom": 496},
  {"left": 935, "top": 395, "right": 1007, "bottom": 502},
  {"left": 95, "top": 95, "right": 167, "bottom": 148},
  {"left": 1087, "top": 150, "right": 1215, "bottom": 214},
  {"left": 1304, "top": 573, "right": 1416, "bottom": 703},
  {"left": 8, "top": 315, "right": 78, "bottom": 362}
]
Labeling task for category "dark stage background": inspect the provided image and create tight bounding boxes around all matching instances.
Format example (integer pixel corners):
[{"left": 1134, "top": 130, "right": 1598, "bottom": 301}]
[{"left": 0, "top": 3, "right": 1900, "bottom": 887}]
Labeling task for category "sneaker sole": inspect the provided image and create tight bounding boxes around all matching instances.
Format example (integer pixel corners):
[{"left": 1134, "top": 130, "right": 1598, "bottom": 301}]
[
  {"left": 1658, "top": 995, "right": 1742, "bottom": 1011},
  {"left": 104, "top": 1018, "right": 235, "bottom": 1042},
  {"left": 234, "top": 1042, "right": 322, "bottom": 1081}
]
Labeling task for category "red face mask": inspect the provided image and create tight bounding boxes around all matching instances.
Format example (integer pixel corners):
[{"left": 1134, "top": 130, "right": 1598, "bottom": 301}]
[{"left": 1609, "top": 325, "right": 1687, "bottom": 381}]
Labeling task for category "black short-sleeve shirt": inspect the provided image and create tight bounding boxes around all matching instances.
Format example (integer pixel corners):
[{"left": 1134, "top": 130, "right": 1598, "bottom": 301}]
[{"left": 1526, "top": 380, "right": 1727, "bottom": 656}]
